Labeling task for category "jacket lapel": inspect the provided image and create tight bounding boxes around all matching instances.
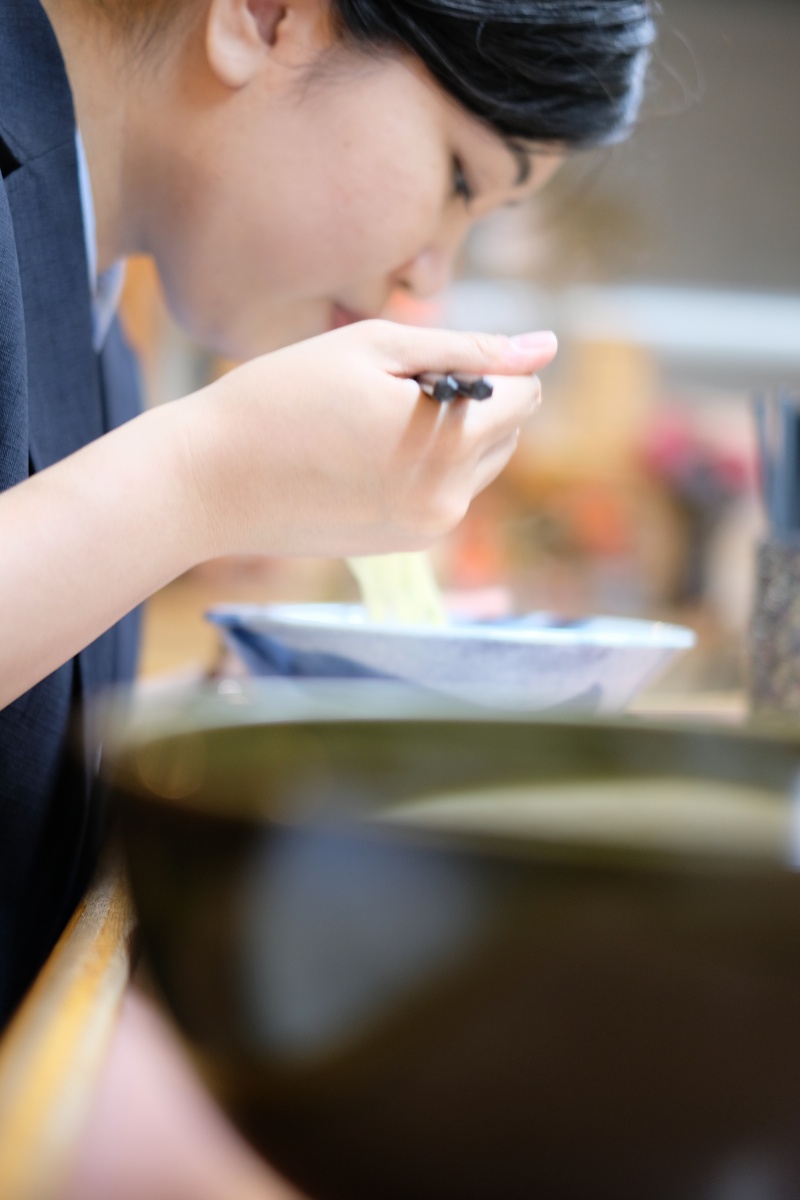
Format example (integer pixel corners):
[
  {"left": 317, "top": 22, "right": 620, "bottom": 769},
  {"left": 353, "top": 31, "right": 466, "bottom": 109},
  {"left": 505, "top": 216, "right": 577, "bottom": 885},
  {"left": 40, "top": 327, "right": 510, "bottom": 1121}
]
[
  {"left": 0, "top": 175, "right": 28, "bottom": 492},
  {"left": 0, "top": 0, "right": 105, "bottom": 474},
  {"left": 4, "top": 151, "right": 105, "bottom": 473}
]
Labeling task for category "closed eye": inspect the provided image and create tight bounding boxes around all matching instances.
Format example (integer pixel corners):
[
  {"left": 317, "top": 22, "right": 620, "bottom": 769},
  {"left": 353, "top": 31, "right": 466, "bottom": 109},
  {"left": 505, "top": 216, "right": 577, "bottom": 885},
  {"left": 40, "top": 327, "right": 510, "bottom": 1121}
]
[{"left": 451, "top": 155, "right": 474, "bottom": 205}]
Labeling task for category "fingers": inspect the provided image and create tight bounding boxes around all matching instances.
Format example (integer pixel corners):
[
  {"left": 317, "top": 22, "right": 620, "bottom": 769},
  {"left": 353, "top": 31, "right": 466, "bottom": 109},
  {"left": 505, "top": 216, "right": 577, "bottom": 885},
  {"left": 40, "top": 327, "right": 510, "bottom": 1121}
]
[
  {"left": 452, "top": 373, "right": 541, "bottom": 443},
  {"left": 468, "top": 379, "right": 536, "bottom": 493},
  {"left": 472, "top": 430, "right": 522, "bottom": 496},
  {"left": 423, "top": 375, "right": 534, "bottom": 519},
  {"left": 409, "top": 374, "right": 538, "bottom": 493},
  {"left": 485, "top": 373, "right": 542, "bottom": 421},
  {"left": 352, "top": 319, "right": 558, "bottom": 380}
]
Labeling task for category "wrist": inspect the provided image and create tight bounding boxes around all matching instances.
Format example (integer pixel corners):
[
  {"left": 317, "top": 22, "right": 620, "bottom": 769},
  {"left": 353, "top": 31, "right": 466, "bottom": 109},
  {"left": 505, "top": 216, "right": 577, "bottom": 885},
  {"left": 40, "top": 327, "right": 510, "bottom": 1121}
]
[{"left": 169, "top": 382, "right": 235, "bottom": 564}]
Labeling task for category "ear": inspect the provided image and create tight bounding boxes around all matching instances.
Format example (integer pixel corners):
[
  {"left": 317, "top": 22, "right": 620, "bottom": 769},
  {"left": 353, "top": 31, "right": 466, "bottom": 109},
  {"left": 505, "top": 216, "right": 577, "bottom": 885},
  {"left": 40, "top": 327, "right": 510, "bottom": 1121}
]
[{"left": 206, "top": 0, "right": 288, "bottom": 89}]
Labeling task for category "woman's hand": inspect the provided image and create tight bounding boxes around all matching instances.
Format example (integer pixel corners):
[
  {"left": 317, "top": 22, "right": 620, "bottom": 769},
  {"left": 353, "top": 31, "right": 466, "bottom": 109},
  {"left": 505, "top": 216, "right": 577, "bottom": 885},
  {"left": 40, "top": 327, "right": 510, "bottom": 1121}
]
[
  {"left": 183, "top": 319, "right": 557, "bottom": 559},
  {"left": 0, "top": 320, "right": 555, "bottom": 705}
]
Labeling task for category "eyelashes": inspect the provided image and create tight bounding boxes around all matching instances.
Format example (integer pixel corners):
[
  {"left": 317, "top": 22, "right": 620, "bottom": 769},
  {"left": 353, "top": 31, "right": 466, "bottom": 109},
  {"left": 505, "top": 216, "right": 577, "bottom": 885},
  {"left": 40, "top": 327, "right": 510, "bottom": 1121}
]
[{"left": 451, "top": 155, "right": 474, "bottom": 205}]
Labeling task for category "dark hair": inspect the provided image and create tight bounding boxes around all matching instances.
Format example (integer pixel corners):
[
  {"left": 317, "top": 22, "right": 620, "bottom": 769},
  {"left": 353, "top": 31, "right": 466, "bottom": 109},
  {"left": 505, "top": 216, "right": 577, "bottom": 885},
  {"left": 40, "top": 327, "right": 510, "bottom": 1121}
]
[{"left": 331, "top": 0, "right": 656, "bottom": 148}]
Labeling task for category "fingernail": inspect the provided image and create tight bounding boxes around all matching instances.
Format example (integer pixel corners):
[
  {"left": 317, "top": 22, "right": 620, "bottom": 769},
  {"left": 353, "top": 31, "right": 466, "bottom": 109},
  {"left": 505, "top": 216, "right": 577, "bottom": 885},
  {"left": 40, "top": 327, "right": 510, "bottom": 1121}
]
[{"left": 509, "top": 331, "right": 558, "bottom": 352}]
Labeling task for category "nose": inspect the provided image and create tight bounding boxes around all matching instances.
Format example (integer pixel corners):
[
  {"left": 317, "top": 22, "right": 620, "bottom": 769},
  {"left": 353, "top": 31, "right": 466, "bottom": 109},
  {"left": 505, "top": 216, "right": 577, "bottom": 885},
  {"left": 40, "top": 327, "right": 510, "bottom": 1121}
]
[
  {"left": 392, "top": 248, "right": 454, "bottom": 299},
  {"left": 391, "top": 218, "right": 469, "bottom": 300}
]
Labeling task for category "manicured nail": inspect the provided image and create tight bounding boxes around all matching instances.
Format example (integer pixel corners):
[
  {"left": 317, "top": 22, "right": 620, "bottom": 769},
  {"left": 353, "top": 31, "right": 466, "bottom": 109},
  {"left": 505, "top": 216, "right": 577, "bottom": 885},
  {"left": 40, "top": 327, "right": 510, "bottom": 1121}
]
[{"left": 509, "top": 331, "right": 558, "bottom": 352}]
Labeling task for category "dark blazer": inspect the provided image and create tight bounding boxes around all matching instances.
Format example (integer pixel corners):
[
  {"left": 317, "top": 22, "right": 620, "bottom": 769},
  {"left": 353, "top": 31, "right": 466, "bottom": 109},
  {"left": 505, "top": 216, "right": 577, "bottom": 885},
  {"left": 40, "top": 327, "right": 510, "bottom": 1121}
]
[{"left": 0, "top": 0, "right": 142, "bottom": 1025}]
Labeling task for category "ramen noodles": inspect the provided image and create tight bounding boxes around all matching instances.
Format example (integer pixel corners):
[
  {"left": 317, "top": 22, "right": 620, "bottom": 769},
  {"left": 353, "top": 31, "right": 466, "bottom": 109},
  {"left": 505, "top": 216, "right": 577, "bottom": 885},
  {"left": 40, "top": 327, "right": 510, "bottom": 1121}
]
[{"left": 347, "top": 553, "right": 446, "bottom": 626}]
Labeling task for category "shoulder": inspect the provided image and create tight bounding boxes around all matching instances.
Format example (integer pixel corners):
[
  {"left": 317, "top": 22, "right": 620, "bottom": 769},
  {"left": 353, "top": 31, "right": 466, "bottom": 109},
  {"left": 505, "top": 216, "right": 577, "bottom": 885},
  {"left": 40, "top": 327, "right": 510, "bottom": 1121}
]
[{"left": 0, "top": 0, "right": 74, "bottom": 481}]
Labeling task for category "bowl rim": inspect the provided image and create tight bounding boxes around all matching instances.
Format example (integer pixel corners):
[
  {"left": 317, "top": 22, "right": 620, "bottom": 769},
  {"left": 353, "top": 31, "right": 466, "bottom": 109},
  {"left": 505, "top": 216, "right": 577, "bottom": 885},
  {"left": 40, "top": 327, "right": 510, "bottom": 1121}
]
[
  {"left": 207, "top": 603, "right": 697, "bottom": 651},
  {"left": 105, "top": 683, "right": 800, "bottom": 872}
]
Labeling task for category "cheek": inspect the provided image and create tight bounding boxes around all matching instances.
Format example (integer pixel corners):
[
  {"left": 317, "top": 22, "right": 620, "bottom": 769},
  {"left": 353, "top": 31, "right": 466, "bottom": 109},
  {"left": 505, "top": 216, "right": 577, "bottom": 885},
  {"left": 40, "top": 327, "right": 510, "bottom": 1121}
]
[
  {"left": 150, "top": 84, "right": 448, "bottom": 339},
  {"left": 269, "top": 93, "right": 448, "bottom": 283},
  {"left": 303, "top": 158, "right": 445, "bottom": 283}
]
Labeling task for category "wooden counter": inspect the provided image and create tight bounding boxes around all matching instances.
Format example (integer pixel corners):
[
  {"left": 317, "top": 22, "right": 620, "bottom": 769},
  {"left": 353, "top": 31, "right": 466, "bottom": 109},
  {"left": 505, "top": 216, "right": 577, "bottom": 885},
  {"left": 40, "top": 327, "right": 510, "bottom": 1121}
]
[{"left": 0, "top": 853, "right": 135, "bottom": 1200}]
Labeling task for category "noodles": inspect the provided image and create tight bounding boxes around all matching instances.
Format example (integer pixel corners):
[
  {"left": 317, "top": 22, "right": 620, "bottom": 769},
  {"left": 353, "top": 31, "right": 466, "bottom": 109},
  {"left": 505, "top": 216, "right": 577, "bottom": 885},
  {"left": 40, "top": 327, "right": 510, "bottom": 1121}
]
[{"left": 347, "top": 553, "right": 446, "bottom": 626}]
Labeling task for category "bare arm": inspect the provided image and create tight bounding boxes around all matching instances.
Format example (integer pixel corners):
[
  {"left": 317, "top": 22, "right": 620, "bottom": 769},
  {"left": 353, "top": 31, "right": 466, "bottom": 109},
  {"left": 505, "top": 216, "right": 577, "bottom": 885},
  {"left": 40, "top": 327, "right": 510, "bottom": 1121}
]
[
  {"left": 0, "top": 399, "right": 205, "bottom": 706},
  {"left": 0, "top": 321, "right": 556, "bottom": 708}
]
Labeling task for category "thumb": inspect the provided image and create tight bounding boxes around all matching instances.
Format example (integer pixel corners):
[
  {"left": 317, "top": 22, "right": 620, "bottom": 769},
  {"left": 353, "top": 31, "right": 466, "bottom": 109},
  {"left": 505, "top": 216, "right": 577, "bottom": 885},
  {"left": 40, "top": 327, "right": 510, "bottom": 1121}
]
[{"left": 367, "top": 321, "right": 558, "bottom": 378}]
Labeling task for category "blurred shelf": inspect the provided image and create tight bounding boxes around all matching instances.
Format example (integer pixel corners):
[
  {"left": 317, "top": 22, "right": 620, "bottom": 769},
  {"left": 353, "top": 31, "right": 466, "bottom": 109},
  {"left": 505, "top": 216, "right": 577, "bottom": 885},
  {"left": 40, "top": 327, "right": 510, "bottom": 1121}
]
[{"left": 443, "top": 280, "right": 800, "bottom": 370}]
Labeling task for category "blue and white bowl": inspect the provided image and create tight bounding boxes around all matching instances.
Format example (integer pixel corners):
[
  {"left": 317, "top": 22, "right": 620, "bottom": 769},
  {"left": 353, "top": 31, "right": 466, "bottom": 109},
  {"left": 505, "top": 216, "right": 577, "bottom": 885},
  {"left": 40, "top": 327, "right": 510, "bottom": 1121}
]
[{"left": 207, "top": 604, "right": 695, "bottom": 714}]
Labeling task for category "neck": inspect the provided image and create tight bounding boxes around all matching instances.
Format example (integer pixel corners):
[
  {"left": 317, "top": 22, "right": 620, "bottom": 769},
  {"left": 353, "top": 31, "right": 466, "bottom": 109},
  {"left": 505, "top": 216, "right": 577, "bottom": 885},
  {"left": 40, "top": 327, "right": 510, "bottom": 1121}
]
[{"left": 40, "top": 1, "right": 141, "bottom": 271}]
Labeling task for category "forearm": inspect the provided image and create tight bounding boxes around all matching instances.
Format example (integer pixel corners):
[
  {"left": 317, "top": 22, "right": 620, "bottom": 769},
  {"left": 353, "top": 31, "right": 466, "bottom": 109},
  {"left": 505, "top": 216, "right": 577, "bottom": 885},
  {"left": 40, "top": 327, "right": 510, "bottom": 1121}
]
[{"left": 0, "top": 399, "right": 209, "bottom": 707}]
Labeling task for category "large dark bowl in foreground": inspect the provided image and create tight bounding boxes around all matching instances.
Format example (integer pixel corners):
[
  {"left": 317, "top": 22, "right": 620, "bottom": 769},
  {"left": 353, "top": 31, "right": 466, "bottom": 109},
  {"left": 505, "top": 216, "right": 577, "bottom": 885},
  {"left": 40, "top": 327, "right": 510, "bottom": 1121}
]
[{"left": 111, "top": 685, "right": 800, "bottom": 1200}]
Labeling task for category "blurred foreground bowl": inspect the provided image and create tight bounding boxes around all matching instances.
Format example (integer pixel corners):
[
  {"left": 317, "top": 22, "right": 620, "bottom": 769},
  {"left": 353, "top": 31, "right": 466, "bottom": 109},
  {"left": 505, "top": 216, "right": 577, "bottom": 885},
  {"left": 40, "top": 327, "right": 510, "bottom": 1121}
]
[
  {"left": 112, "top": 685, "right": 800, "bottom": 1200},
  {"left": 207, "top": 603, "right": 695, "bottom": 714}
]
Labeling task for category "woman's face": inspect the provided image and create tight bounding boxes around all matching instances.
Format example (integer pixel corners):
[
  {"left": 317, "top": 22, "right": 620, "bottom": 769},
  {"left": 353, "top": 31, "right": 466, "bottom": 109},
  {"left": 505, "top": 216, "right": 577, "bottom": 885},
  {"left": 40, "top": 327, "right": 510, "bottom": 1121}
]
[{"left": 129, "top": 3, "right": 563, "bottom": 360}]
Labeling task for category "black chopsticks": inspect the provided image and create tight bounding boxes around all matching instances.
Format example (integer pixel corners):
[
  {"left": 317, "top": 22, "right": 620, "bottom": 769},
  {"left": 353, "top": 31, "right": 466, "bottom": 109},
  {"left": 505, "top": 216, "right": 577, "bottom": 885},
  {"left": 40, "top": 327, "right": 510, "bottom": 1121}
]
[{"left": 416, "top": 372, "right": 494, "bottom": 403}]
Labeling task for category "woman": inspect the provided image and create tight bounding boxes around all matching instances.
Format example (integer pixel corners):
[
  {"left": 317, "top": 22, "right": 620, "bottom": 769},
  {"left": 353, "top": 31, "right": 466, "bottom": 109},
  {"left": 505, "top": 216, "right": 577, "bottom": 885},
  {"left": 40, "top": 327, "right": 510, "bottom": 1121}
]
[{"left": 0, "top": 0, "right": 654, "bottom": 1025}]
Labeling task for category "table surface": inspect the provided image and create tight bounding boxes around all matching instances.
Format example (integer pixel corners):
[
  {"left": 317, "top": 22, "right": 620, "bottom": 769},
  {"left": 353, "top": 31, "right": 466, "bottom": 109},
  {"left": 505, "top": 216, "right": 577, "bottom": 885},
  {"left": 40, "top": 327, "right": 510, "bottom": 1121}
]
[{"left": 0, "top": 852, "right": 135, "bottom": 1200}]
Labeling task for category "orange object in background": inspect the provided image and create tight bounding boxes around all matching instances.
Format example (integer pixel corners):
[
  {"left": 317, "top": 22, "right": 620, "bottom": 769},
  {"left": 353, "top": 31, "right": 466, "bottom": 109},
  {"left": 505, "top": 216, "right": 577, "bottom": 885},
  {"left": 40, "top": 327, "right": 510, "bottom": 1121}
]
[
  {"left": 554, "top": 482, "right": 633, "bottom": 559},
  {"left": 118, "top": 257, "right": 170, "bottom": 404},
  {"left": 447, "top": 497, "right": 511, "bottom": 591}
]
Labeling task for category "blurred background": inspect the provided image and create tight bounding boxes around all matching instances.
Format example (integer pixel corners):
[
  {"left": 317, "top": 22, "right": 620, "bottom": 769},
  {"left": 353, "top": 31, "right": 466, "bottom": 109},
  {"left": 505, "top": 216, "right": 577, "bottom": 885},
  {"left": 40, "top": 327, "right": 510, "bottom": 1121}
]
[{"left": 124, "top": 0, "right": 800, "bottom": 698}]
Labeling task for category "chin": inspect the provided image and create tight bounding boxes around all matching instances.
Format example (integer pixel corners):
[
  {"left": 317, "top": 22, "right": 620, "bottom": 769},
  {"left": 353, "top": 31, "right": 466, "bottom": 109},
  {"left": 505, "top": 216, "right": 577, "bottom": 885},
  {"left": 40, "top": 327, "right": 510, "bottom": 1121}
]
[
  {"left": 191, "top": 307, "right": 332, "bottom": 363},
  {"left": 253, "top": 306, "right": 339, "bottom": 358},
  {"left": 161, "top": 270, "right": 330, "bottom": 360},
  {"left": 329, "top": 302, "right": 370, "bottom": 331}
]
